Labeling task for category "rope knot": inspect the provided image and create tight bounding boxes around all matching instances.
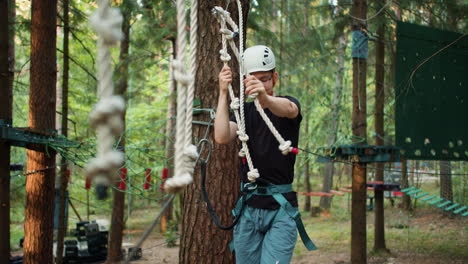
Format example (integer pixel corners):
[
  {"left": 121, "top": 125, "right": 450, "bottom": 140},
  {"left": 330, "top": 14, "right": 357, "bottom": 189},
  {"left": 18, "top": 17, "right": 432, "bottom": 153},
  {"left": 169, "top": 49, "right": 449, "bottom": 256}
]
[
  {"left": 247, "top": 169, "right": 260, "bottom": 182},
  {"left": 237, "top": 130, "right": 249, "bottom": 142},
  {"left": 184, "top": 144, "right": 199, "bottom": 160},
  {"left": 279, "top": 140, "right": 292, "bottom": 155},
  {"left": 172, "top": 59, "right": 193, "bottom": 86},
  {"left": 86, "top": 150, "right": 125, "bottom": 183},
  {"left": 219, "top": 50, "right": 231, "bottom": 62},
  {"left": 89, "top": 96, "right": 126, "bottom": 134},
  {"left": 164, "top": 173, "right": 193, "bottom": 193},
  {"left": 230, "top": 97, "right": 240, "bottom": 110},
  {"left": 238, "top": 148, "right": 246, "bottom": 157},
  {"left": 90, "top": 6, "right": 123, "bottom": 45}
]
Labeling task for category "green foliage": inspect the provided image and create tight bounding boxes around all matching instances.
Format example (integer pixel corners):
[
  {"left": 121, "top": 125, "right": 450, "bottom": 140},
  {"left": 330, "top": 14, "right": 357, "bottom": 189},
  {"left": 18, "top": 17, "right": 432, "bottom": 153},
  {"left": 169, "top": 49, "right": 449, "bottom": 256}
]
[
  {"left": 164, "top": 220, "right": 179, "bottom": 248},
  {"left": 6, "top": 0, "right": 467, "bottom": 255}
]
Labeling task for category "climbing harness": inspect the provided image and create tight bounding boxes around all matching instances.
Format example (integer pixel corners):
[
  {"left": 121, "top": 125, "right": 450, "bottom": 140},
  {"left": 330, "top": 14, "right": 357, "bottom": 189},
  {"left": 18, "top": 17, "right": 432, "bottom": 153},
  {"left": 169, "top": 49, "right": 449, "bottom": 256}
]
[
  {"left": 86, "top": 0, "right": 125, "bottom": 199},
  {"left": 202, "top": 163, "right": 318, "bottom": 250},
  {"left": 164, "top": 0, "right": 199, "bottom": 192}
]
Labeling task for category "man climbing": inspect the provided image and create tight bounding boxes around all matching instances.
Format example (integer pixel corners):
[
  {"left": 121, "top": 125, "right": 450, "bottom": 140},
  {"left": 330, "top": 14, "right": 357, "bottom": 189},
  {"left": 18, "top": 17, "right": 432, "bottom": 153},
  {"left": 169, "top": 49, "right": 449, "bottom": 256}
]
[{"left": 214, "top": 45, "right": 313, "bottom": 264}]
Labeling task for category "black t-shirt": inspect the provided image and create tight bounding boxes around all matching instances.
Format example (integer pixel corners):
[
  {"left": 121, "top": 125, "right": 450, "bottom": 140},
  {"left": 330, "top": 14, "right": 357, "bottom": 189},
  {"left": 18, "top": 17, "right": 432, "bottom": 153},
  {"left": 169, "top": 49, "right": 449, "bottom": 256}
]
[{"left": 230, "top": 96, "right": 302, "bottom": 209}]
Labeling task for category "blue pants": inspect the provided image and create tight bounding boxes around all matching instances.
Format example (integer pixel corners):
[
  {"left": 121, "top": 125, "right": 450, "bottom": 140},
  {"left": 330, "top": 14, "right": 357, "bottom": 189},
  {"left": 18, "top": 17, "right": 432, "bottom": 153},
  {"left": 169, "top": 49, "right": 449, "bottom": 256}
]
[{"left": 233, "top": 206, "right": 297, "bottom": 264}]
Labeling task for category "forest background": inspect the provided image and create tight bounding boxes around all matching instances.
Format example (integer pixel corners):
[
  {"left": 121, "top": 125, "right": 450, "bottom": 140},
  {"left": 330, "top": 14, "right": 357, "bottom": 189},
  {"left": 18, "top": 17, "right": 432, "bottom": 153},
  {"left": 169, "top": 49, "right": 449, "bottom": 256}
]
[{"left": 2, "top": 0, "right": 467, "bottom": 263}]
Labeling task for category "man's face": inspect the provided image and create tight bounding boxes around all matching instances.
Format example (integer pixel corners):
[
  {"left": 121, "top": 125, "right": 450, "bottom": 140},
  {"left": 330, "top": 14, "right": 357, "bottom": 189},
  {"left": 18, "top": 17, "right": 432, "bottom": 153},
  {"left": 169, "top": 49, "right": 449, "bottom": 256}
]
[{"left": 251, "top": 71, "right": 278, "bottom": 96}]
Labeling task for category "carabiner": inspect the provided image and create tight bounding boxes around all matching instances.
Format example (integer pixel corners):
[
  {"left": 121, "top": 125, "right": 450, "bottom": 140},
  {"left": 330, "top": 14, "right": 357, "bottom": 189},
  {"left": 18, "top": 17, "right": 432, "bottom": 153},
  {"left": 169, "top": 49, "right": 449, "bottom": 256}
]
[{"left": 197, "top": 138, "right": 212, "bottom": 163}]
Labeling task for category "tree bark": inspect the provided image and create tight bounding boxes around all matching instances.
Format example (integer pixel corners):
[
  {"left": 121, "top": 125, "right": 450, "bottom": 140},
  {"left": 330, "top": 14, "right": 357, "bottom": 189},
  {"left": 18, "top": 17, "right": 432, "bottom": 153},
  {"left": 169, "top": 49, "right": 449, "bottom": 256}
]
[
  {"left": 107, "top": 2, "right": 131, "bottom": 262},
  {"left": 55, "top": 0, "right": 70, "bottom": 262},
  {"left": 0, "top": 0, "right": 14, "bottom": 262},
  {"left": 24, "top": 1, "right": 57, "bottom": 263},
  {"left": 351, "top": 0, "right": 367, "bottom": 263},
  {"left": 373, "top": 0, "right": 387, "bottom": 252},
  {"left": 179, "top": 1, "right": 249, "bottom": 263}
]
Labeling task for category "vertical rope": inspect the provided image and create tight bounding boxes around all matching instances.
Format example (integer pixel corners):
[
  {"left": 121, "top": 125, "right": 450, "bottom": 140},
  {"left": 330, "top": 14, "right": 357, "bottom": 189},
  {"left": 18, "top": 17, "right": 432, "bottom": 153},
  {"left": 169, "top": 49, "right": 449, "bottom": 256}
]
[
  {"left": 164, "top": 0, "right": 198, "bottom": 192},
  {"left": 184, "top": 0, "right": 198, "bottom": 148},
  {"left": 87, "top": 0, "right": 125, "bottom": 198}
]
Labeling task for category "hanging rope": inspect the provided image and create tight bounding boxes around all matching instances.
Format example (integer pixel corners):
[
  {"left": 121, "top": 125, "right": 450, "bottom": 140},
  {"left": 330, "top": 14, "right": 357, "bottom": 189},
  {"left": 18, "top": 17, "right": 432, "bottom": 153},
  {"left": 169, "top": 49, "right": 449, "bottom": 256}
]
[
  {"left": 86, "top": 0, "right": 125, "bottom": 198},
  {"left": 213, "top": 5, "right": 258, "bottom": 182},
  {"left": 212, "top": 2, "right": 297, "bottom": 183},
  {"left": 164, "top": 0, "right": 199, "bottom": 192}
]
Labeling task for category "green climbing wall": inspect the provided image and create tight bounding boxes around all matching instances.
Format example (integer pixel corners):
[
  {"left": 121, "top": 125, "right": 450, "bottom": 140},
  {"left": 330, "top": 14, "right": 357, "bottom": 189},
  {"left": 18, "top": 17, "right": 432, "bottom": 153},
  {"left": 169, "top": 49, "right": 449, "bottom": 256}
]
[{"left": 395, "top": 21, "right": 468, "bottom": 161}]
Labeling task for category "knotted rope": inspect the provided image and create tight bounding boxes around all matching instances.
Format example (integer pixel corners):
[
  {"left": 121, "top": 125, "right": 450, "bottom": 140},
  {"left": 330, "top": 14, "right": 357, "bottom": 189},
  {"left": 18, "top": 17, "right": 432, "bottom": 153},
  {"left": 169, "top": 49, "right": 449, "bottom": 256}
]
[
  {"left": 213, "top": 1, "right": 297, "bottom": 183},
  {"left": 86, "top": 0, "right": 125, "bottom": 198},
  {"left": 164, "top": 0, "right": 199, "bottom": 192}
]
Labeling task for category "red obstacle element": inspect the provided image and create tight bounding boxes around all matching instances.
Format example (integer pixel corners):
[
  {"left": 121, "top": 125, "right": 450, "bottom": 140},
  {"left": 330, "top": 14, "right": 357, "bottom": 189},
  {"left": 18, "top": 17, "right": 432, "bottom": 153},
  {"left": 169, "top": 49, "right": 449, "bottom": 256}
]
[
  {"left": 329, "top": 190, "right": 345, "bottom": 196},
  {"left": 291, "top": 148, "right": 299, "bottom": 155},
  {"left": 119, "top": 168, "right": 127, "bottom": 190},
  {"left": 161, "top": 168, "right": 169, "bottom": 180},
  {"left": 144, "top": 168, "right": 152, "bottom": 190},
  {"left": 160, "top": 168, "right": 169, "bottom": 191},
  {"left": 297, "top": 192, "right": 334, "bottom": 197},
  {"left": 339, "top": 187, "right": 352, "bottom": 193},
  {"left": 85, "top": 177, "right": 91, "bottom": 190}
]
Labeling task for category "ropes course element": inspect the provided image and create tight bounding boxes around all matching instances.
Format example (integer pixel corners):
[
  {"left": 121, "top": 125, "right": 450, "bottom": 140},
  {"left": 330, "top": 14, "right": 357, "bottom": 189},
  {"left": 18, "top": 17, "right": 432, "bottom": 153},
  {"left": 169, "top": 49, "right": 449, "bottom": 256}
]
[
  {"left": 401, "top": 187, "right": 468, "bottom": 217},
  {"left": 86, "top": 0, "right": 125, "bottom": 199},
  {"left": 212, "top": 2, "right": 298, "bottom": 183},
  {"left": 164, "top": 0, "right": 199, "bottom": 193}
]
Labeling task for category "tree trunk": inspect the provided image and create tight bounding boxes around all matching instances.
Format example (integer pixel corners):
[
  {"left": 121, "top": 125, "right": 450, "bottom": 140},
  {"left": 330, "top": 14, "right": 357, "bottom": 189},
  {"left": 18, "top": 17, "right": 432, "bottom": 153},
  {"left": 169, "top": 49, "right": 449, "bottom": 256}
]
[
  {"left": 373, "top": 0, "right": 387, "bottom": 252},
  {"left": 0, "top": 0, "right": 14, "bottom": 262},
  {"left": 437, "top": 0, "right": 458, "bottom": 215},
  {"left": 179, "top": 1, "right": 249, "bottom": 263},
  {"left": 55, "top": 0, "right": 70, "bottom": 262},
  {"left": 161, "top": 38, "right": 176, "bottom": 234},
  {"left": 439, "top": 161, "right": 453, "bottom": 201},
  {"left": 401, "top": 158, "right": 411, "bottom": 210},
  {"left": 303, "top": 115, "right": 311, "bottom": 212},
  {"left": 351, "top": 0, "right": 367, "bottom": 263},
  {"left": 107, "top": 3, "right": 130, "bottom": 262},
  {"left": 24, "top": 1, "right": 57, "bottom": 263}
]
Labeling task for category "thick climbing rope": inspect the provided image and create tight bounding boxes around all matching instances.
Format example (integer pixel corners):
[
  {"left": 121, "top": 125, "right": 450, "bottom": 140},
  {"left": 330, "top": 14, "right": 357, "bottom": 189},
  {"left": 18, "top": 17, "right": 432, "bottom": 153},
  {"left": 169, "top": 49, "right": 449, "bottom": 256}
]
[
  {"left": 86, "top": 0, "right": 125, "bottom": 197},
  {"left": 213, "top": 2, "right": 297, "bottom": 183},
  {"left": 164, "top": 0, "right": 199, "bottom": 192}
]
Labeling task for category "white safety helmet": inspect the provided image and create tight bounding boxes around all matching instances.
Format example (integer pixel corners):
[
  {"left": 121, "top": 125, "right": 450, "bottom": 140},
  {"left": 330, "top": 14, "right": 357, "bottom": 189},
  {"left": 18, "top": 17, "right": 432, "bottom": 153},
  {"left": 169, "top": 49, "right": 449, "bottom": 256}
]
[{"left": 242, "top": 45, "right": 276, "bottom": 75}]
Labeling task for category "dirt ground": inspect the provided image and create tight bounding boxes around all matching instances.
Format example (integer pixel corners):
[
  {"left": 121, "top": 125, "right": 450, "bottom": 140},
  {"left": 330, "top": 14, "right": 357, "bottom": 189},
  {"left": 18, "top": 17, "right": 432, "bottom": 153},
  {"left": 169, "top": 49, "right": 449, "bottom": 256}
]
[
  {"left": 127, "top": 238, "right": 467, "bottom": 264},
  {"left": 126, "top": 210, "right": 467, "bottom": 264}
]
